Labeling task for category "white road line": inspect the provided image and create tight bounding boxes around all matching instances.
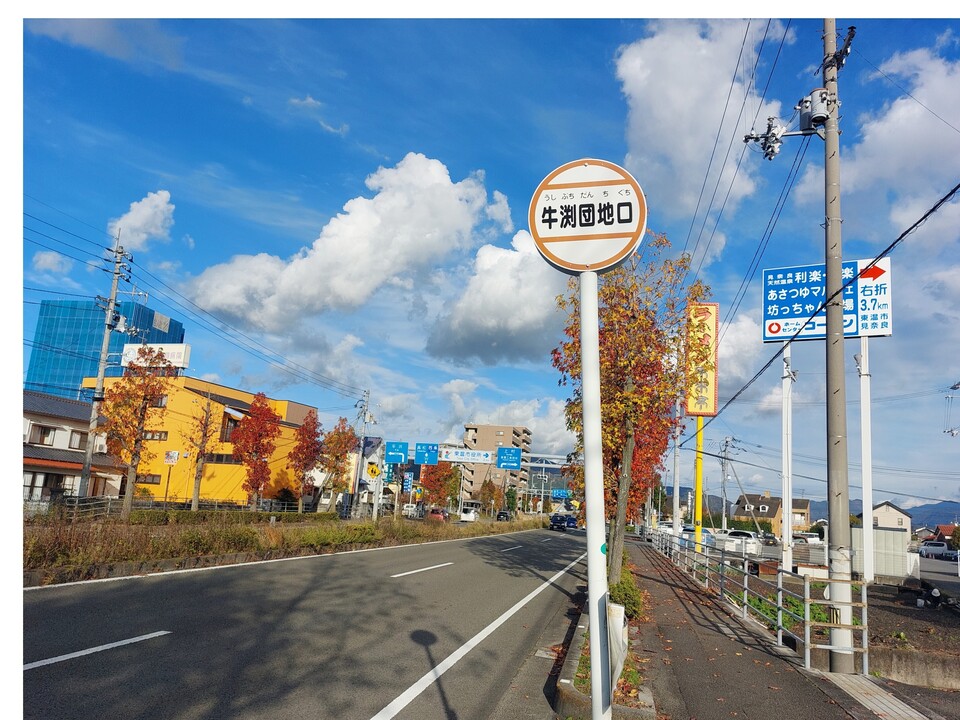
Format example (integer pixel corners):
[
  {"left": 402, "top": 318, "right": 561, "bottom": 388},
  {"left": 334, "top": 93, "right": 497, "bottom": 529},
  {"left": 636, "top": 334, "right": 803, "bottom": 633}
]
[
  {"left": 370, "top": 551, "right": 586, "bottom": 720},
  {"left": 501, "top": 545, "right": 523, "bottom": 552},
  {"left": 391, "top": 562, "right": 453, "bottom": 578},
  {"left": 24, "top": 631, "right": 171, "bottom": 671}
]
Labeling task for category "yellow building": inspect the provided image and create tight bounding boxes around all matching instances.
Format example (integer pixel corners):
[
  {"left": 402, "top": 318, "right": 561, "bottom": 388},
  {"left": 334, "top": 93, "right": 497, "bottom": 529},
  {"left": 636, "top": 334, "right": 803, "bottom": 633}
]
[{"left": 86, "top": 375, "right": 317, "bottom": 505}]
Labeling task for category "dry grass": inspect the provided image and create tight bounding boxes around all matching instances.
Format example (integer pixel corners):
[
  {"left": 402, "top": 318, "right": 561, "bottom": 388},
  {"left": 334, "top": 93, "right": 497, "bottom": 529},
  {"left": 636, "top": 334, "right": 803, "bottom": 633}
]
[{"left": 23, "top": 512, "right": 546, "bottom": 578}]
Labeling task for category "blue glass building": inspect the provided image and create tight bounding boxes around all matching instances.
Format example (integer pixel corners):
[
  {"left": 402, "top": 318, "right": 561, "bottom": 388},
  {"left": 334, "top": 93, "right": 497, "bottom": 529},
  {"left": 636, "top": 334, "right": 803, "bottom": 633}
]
[{"left": 25, "top": 300, "right": 186, "bottom": 400}]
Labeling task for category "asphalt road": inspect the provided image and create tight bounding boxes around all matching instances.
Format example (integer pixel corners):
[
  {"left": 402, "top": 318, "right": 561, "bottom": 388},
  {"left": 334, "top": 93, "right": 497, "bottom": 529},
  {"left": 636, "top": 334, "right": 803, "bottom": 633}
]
[
  {"left": 24, "top": 529, "right": 588, "bottom": 720},
  {"left": 918, "top": 555, "right": 960, "bottom": 596}
]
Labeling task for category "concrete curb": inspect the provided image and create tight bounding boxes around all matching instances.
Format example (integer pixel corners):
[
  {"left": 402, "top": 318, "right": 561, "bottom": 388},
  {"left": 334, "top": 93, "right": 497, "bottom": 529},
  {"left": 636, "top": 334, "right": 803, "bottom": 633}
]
[{"left": 552, "top": 611, "right": 656, "bottom": 720}]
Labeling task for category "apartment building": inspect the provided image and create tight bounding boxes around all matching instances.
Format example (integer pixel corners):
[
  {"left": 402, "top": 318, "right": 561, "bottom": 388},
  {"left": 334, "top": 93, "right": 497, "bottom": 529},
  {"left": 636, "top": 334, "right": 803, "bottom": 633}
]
[{"left": 460, "top": 423, "right": 531, "bottom": 498}]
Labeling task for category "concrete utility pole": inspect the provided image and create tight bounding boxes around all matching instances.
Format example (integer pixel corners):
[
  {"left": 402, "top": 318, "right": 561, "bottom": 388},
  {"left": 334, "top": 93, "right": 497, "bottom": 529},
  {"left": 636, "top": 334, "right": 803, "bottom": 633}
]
[
  {"left": 822, "top": 19, "right": 855, "bottom": 674},
  {"left": 744, "top": 19, "right": 857, "bottom": 673},
  {"left": 78, "top": 235, "right": 131, "bottom": 497}
]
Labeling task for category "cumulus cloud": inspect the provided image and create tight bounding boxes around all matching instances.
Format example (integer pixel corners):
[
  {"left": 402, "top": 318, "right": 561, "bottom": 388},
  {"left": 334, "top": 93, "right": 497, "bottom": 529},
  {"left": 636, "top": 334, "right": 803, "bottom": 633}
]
[
  {"left": 426, "top": 230, "right": 568, "bottom": 365},
  {"left": 718, "top": 312, "right": 765, "bottom": 391},
  {"left": 188, "top": 153, "right": 490, "bottom": 330},
  {"left": 107, "top": 190, "right": 175, "bottom": 252},
  {"left": 32, "top": 250, "right": 73, "bottom": 274},
  {"left": 794, "top": 46, "right": 960, "bottom": 245},
  {"left": 615, "top": 19, "right": 784, "bottom": 222}
]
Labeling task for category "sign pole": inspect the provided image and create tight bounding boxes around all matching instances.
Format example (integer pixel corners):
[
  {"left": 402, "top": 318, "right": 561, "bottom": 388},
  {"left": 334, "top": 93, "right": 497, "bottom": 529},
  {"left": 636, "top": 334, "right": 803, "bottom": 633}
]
[
  {"left": 581, "top": 270, "right": 613, "bottom": 719},
  {"left": 529, "top": 158, "right": 646, "bottom": 720}
]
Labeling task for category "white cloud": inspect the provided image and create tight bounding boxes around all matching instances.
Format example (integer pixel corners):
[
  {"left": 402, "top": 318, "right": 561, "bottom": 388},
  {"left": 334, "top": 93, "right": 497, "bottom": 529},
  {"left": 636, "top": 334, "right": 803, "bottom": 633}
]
[
  {"left": 485, "top": 190, "right": 514, "bottom": 233},
  {"left": 426, "top": 230, "right": 568, "bottom": 364},
  {"left": 25, "top": 19, "right": 183, "bottom": 69},
  {"left": 188, "top": 153, "right": 490, "bottom": 330},
  {"left": 107, "top": 190, "right": 175, "bottom": 252},
  {"left": 32, "top": 251, "right": 72, "bottom": 274},
  {"left": 615, "top": 19, "right": 784, "bottom": 223},
  {"left": 718, "top": 312, "right": 765, "bottom": 391}
]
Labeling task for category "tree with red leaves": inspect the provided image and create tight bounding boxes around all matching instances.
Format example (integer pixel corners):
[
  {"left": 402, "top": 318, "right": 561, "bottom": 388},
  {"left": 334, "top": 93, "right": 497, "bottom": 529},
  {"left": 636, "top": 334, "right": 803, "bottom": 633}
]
[
  {"left": 231, "top": 392, "right": 281, "bottom": 508},
  {"left": 419, "top": 461, "right": 460, "bottom": 507},
  {"left": 288, "top": 409, "right": 325, "bottom": 513}
]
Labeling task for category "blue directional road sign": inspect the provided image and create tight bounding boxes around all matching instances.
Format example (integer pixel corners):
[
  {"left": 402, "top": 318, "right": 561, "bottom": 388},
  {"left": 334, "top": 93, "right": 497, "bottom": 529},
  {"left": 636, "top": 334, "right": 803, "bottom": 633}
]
[
  {"left": 496, "top": 447, "right": 522, "bottom": 470},
  {"left": 761, "top": 258, "right": 892, "bottom": 342},
  {"left": 551, "top": 488, "right": 571, "bottom": 500},
  {"left": 414, "top": 443, "right": 439, "bottom": 465},
  {"left": 385, "top": 441, "right": 408, "bottom": 464}
]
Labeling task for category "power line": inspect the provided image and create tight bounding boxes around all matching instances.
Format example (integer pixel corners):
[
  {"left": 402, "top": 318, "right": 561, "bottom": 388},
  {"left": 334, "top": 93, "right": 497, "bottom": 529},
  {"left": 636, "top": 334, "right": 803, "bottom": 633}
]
[{"left": 681, "top": 180, "right": 960, "bottom": 447}]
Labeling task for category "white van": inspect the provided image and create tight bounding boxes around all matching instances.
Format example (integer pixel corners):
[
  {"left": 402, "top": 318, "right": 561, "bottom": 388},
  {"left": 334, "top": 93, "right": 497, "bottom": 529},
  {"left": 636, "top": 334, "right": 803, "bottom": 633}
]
[{"left": 919, "top": 541, "right": 949, "bottom": 558}]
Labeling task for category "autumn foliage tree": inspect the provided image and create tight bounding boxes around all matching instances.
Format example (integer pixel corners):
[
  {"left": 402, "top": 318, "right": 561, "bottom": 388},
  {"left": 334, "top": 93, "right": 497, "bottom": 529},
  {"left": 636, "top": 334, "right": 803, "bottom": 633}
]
[
  {"left": 100, "top": 346, "right": 175, "bottom": 521},
  {"left": 419, "top": 461, "right": 460, "bottom": 507},
  {"left": 230, "top": 392, "right": 281, "bottom": 508},
  {"left": 183, "top": 393, "right": 221, "bottom": 511},
  {"left": 318, "top": 417, "right": 358, "bottom": 496},
  {"left": 552, "top": 232, "right": 711, "bottom": 583},
  {"left": 288, "top": 409, "right": 325, "bottom": 513}
]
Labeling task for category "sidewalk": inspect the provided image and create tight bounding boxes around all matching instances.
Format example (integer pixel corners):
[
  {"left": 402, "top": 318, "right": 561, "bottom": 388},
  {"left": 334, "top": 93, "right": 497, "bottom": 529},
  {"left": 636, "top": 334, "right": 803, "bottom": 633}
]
[{"left": 615, "top": 539, "right": 955, "bottom": 720}]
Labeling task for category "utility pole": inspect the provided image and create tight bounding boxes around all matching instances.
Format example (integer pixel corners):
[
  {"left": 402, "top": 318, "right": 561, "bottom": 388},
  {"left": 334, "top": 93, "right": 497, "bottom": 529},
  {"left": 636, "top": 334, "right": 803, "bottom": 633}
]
[
  {"left": 353, "top": 390, "right": 373, "bottom": 519},
  {"left": 745, "top": 20, "right": 856, "bottom": 673},
  {"left": 79, "top": 235, "right": 131, "bottom": 497},
  {"left": 822, "top": 19, "right": 856, "bottom": 674},
  {"left": 720, "top": 437, "right": 731, "bottom": 531}
]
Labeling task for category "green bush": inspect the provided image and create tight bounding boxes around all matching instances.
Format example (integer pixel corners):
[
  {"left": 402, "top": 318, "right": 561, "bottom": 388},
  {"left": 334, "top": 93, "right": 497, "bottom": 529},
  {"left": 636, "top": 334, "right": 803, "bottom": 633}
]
[{"left": 610, "top": 570, "right": 644, "bottom": 620}]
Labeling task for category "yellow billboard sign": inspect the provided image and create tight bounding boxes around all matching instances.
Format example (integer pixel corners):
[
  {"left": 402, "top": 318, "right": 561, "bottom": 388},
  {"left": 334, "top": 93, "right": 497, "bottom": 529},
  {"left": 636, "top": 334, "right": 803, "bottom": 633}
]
[{"left": 686, "top": 302, "right": 719, "bottom": 417}]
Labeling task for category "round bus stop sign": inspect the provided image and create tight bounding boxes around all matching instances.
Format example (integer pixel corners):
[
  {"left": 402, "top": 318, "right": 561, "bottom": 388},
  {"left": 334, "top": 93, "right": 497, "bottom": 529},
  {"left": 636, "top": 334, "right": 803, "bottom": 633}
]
[{"left": 528, "top": 158, "right": 647, "bottom": 275}]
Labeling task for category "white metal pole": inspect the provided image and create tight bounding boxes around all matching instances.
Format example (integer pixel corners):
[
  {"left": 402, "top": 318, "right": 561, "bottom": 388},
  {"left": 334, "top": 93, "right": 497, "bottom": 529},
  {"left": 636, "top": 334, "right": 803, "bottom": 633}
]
[
  {"left": 672, "top": 400, "right": 681, "bottom": 537},
  {"left": 782, "top": 343, "right": 794, "bottom": 573},
  {"left": 858, "top": 337, "right": 875, "bottom": 583},
  {"left": 580, "top": 271, "right": 612, "bottom": 719}
]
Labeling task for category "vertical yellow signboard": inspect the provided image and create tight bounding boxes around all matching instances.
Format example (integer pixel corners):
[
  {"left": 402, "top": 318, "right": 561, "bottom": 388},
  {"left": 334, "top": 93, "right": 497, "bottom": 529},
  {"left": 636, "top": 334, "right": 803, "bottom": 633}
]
[{"left": 686, "top": 302, "right": 719, "bottom": 417}]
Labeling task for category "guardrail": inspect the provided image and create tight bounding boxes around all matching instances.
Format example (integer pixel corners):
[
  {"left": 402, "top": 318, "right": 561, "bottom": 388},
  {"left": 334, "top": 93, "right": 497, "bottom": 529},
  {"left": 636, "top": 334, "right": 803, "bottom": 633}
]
[{"left": 650, "top": 529, "right": 868, "bottom": 673}]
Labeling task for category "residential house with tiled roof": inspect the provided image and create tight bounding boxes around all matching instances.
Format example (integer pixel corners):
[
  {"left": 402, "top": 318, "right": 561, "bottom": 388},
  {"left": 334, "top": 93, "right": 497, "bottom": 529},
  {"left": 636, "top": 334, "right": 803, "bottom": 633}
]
[{"left": 23, "top": 390, "right": 123, "bottom": 500}]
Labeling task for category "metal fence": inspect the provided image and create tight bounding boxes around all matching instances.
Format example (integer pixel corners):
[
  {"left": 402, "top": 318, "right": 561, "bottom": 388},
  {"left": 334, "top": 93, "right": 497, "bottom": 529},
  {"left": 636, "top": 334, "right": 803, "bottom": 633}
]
[
  {"left": 650, "top": 529, "right": 869, "bottom": 673},
  {"left": 22, "top": 496, "right": 282, "bottom": 521}
]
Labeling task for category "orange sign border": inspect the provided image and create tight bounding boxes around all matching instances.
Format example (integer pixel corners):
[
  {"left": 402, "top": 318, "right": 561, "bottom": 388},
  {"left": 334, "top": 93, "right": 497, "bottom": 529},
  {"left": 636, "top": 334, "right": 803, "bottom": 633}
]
[
  {"left": 685, "top": 302, "right": 719, "bottom": 417},
  {"left": 528, "top": 158, "right": 647, "bottom": 275}
]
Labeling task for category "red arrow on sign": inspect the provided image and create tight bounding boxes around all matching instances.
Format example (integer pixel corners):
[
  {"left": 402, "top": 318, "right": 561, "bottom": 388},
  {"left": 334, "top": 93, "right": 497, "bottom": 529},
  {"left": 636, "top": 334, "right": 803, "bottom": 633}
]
[{"left": 859, "top": 265, "right": 886, "bottom": 281}]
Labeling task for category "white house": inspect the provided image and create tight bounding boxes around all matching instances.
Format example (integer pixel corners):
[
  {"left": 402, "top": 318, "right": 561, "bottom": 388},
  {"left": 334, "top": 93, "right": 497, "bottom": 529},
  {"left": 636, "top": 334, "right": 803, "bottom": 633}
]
[{"left": 23, "top": 390, "right": 123, "bottom": 502}]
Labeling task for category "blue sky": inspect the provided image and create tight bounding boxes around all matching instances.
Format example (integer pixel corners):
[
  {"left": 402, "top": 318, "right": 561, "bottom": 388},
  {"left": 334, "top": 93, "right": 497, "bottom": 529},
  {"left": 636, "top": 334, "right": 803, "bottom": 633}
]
[{"left": 18, "top": 15, "right": 960, "bottom": 510}]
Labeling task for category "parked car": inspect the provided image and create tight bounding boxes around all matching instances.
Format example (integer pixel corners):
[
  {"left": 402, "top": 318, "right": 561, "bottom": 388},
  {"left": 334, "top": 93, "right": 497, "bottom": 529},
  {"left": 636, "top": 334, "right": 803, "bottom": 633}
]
[
  {"left": 402, "top": 503, "right": 421, "bottom": 519},
  {"left": 565, "top": 515, "right": 579, "bottom": 529},
  {"left": 496, "top": 511, "right": 511, "bottom": 522},
  {"left": 793, "top": 532, "right": 822, "bottom": 544},
  {"left": 679, "top": 525, "right": 714, "bottom": 549},
  {"left": 426, "top": 507, "right": 446, "bottom": 522},
  {"left": 459, "top": 508, "right": 478, "bottom": 522},
  {"left": 920, "top": 541, "right": 949, "bottom": 558},
  {"left": 942, "top": 549, "right": 960, "bottom": 562},
  {"left": 549, "top": 513, "right": 568, "bottom": 531},
  {"left": 716, "top": 529, "right": 761, "bottom": 555},
  {"left": 760, "top": 532, "right": 779, "bottom": 546}
]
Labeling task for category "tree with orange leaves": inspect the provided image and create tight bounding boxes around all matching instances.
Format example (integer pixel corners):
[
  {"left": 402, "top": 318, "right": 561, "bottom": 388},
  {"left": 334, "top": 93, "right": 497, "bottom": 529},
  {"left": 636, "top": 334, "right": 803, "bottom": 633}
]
[
  {"left": 552, "top": 232, "right": 711, "bottom": 583},
  {"left": 419, "top": 461, "right": 460, "bottom": 507},
  {"left": 100, "top": 345, "right": 175, "bottom": 521},
  {"left": 231, "top": 392, "right": 281, "bottom": 508},
  {"left": 288, "top": 409, "right": 325, "bottom": 513},
  {"left": 318, "top": 417, "right": 358, "bottom": 496}
]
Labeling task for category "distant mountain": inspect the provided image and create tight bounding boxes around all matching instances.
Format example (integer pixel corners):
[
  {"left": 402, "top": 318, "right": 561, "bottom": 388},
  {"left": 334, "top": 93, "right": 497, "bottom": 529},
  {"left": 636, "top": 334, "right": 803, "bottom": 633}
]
[
  {"left": 796, "top": 499, "right": 958, "bottom": 532},
  {"left": 666, "top": 489, "right": 959, "bottom": 533},
  {"left": 900, "top": 501, "right": 960, "bottom": 530}
]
